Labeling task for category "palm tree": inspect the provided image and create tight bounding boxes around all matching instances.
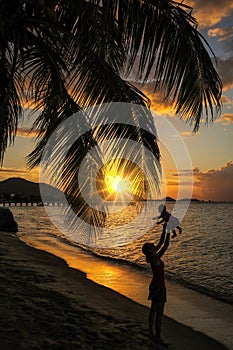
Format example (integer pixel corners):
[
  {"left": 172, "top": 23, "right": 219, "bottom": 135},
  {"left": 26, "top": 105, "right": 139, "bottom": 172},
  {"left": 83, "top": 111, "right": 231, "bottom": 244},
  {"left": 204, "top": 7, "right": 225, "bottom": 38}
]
[{"left": 0, "top": 0, "right": 222, "bottom": 238}]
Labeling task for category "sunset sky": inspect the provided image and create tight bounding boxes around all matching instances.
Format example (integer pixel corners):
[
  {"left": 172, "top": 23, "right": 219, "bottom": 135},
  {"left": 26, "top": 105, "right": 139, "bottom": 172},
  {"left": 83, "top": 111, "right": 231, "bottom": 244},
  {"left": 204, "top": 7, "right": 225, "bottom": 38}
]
[{"left": 1, "top": 0, "right": 233, "bottom": 201}]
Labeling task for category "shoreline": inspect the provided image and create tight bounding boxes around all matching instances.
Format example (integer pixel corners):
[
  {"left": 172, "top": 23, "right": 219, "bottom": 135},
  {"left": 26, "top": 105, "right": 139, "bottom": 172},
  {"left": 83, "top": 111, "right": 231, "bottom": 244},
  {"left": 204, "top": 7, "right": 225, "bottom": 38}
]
[
  {"left": 60, "top": 241, "right": 233, "bottom": 306},
  {"left": 0, "top": 231, "right": 231, "bottom": 350},
  {"left": 18, "top": 231, "right": 233, "bottom": 350}
]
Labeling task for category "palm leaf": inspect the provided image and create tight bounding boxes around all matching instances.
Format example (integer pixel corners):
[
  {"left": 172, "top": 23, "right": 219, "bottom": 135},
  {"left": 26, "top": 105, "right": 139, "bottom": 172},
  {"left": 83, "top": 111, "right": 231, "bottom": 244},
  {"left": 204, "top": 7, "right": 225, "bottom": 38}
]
[
  {"left": 0, "top": 41, "right": 23, "bottom": 164},
  {"left": 79, "top": 0, "right": 222, "bottom": 128},
  {"left": 0, "top": 0, "right": 223, "bottom": 245},
  {"left": 37, "top": 102, "right": 160, "bottom": 244}
]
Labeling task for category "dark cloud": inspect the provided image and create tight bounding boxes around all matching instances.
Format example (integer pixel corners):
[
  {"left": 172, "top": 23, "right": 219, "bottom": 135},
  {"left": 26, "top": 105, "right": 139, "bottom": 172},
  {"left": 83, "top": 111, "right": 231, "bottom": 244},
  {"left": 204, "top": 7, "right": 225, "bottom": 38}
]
[
  {"left": 217, "top": 57, "right": 233, "bottom": 91},
  {"left": 168, "top": 163, "right": 233, "bottom": 201},
  {"left": 193, "top": 161, "right": 233, "bottom": 201}
]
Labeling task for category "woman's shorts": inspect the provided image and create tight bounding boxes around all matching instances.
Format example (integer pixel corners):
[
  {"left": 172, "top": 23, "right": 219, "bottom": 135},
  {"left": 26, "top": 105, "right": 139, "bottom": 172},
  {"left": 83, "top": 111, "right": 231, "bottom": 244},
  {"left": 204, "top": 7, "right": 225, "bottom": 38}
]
[{"left": 148, "top": 285, "right": 167, "bottom": 303}]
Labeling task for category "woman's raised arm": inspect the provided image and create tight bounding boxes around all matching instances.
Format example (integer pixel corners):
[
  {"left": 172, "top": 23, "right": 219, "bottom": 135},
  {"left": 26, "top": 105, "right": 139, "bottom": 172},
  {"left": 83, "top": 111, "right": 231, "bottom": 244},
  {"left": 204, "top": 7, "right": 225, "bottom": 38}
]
[
  {"left": 154, "top": 222, "right": 166, "bottom": 251},
  {"left": 157, "top": 224, "right": 170, "bottom": 258}
]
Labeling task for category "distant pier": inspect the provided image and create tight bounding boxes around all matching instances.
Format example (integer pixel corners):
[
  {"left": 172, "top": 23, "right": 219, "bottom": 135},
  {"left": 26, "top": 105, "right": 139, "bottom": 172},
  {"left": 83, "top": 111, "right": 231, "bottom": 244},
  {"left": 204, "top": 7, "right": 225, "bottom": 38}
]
[{"left": 0, "top": 201, "right": 67, "bottom": 207}]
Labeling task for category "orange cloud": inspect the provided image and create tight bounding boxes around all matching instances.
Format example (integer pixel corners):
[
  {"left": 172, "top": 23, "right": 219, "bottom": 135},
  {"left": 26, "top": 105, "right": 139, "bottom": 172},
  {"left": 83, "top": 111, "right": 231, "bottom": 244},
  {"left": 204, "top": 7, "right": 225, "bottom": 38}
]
[
  {"left": 16, "top": 128, "right": 40, "bottom": 138},
  {"left": 180, "top": 131, "right": 200, "bottom": 137},
  {"left": 186, "top": 0, "right": 233, "bottom": 28},
  {"left": 208, "top": 27, "right": 233, "bottom": 41},
  {"left": 219, "top": 113, "right": 233, "bottom": 123},
  {"left": 130, "top": 81, "right": 176, "bottom": 116},
  {"left": 139, "top": 84, "right": 176, "bottom": 117},
  {"left": 221, "top": 95, "right": 233, "bottom": 105},
  {"left": 181, "top": 131, "right": 192, "bottom": 137}
]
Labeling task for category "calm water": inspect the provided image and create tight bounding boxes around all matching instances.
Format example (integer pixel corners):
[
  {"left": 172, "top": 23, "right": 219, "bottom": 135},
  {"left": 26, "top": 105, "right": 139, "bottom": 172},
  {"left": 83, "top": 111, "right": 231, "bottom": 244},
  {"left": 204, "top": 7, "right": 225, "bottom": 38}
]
[{"left": 10, "top": 202, "right": 233, "bottom": 304}]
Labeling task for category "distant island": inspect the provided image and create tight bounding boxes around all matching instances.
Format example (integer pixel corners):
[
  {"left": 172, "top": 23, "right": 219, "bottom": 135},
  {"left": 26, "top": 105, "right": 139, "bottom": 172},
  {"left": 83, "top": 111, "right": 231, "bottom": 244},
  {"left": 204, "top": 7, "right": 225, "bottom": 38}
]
[
  {"left": 148, "top": 196, "right": 202, "bottom": 202},
  {"left": 0, "top": 179, "right": 199, "bottom": 203},
  {"left": 0, "top": 177, "right": 63, "bottom": 203},
  {"left": 0, "top": 178, "right": 231, "bottom": 204}
]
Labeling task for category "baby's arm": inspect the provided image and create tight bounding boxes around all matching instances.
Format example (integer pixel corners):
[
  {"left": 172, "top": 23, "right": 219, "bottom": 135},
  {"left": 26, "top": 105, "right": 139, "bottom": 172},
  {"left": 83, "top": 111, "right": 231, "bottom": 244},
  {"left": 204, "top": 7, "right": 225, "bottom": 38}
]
[{"left": 157, "top": 214, "right": 165, "bottom": 224}]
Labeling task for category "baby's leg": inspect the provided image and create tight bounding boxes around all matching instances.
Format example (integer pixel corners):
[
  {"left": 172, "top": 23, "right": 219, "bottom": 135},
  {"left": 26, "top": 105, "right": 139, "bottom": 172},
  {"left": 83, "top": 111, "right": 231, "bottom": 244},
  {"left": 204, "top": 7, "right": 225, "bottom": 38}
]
[{"left": 171, "top": 230, "right": 177, "bottom": 238}]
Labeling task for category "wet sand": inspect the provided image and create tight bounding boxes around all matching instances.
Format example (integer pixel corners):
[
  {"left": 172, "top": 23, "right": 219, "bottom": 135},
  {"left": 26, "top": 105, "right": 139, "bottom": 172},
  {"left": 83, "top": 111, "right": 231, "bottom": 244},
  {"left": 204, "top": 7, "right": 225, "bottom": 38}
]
[
  {"left": 0, "top": 231, "right": 230, "bottom": 350},
  {"left": 19, "top": 231, "right": 233, "bottom": 349}
]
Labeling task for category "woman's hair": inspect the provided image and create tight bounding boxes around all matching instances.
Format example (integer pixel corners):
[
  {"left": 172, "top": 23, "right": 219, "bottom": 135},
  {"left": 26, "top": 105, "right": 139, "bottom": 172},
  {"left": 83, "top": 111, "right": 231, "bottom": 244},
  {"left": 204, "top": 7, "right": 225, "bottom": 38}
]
[
  {"left": 142, "top": 243, "right": 156, "bottom": 263},
  {"left": 142, "top": 242, "right": 155, "bottom": 255}
]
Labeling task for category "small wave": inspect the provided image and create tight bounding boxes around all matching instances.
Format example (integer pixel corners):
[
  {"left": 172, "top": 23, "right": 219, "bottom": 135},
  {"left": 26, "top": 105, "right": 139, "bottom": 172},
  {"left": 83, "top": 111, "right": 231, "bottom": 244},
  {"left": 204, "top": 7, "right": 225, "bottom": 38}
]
[
  {"left": 165, "top": 271, "right": 233, "bottom": 305},
  {"left": 13, "top": 203, "right": 233, "bottom": 306},
  {"left": 75, "top": 241, "right": 233, "bottom": 305}
]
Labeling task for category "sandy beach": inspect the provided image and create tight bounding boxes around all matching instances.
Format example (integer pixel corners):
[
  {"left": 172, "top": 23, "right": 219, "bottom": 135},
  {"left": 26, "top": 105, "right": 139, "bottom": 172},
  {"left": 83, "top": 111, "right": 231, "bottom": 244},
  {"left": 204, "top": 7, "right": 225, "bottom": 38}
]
[{"left": 0, "top": 231, "right": 230, "bottom": 350}]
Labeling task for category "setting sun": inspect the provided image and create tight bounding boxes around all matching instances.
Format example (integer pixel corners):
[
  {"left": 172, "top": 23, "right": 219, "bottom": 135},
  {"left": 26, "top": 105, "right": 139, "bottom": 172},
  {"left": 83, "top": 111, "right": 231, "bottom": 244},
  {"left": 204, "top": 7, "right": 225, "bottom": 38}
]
[
  {"left": 105, "top": 175, "right": 131, "bottom": 194},
  {"left": 96, "top": 158, "right": 148, "bottom": 202}
]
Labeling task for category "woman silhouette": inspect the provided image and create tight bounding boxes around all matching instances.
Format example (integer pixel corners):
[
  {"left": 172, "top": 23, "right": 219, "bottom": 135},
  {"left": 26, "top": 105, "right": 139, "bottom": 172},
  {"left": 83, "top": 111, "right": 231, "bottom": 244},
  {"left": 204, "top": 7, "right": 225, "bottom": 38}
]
[{"left": 142, "top": 223, "right": 170, "bottom": 346}]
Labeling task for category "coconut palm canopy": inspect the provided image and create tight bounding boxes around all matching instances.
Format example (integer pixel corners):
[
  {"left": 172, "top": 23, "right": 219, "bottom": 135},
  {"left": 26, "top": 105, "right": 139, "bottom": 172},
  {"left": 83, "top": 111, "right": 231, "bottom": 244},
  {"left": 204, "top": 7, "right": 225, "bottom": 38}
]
[{"left": 0, "top": 0, "right": 222, "bottom": 237}]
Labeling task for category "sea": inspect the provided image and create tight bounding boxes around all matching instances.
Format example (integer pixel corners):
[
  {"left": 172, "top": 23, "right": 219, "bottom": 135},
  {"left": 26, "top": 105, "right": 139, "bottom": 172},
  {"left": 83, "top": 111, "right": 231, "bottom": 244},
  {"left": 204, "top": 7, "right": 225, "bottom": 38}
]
[{"left": 10, "top": 201, "right": 233, "bottom": 305}]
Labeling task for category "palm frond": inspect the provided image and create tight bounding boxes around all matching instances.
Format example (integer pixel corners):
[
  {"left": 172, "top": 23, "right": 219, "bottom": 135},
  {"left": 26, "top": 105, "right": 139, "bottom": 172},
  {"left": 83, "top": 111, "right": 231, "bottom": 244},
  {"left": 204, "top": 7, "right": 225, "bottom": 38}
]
[
  {"left": 83, "top": 0, "right": 222, "bottom": 128},
  {"left": 0, "top": 41, "right": 23, "bottom": 164},
  {"left": 38, "top": 102, "right": 160, "bottom": 244},
  {"left": 27, "top": 91, "right": 82, "bottom": 168},
  {"left": 0, "top": 0, "right": 223, "bottom": 245}
]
